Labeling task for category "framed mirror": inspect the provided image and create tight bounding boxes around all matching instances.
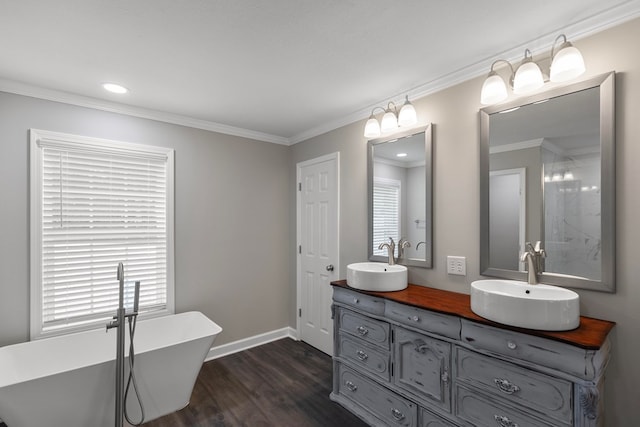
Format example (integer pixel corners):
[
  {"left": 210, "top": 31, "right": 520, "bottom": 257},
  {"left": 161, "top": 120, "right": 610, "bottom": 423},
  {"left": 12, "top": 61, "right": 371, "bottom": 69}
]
[
  {"left": 368, "top": 124, "right": 433, "bottom": 268},
  {"left": 480, "top": 72, "right": 615, "bottom": 292}
]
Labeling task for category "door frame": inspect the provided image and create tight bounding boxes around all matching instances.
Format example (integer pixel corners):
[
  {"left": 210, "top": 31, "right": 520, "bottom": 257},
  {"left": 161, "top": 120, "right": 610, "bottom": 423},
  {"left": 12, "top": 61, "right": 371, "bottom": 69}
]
[{"left": 296, "top": 152, "right": 340, "bottom": 344}]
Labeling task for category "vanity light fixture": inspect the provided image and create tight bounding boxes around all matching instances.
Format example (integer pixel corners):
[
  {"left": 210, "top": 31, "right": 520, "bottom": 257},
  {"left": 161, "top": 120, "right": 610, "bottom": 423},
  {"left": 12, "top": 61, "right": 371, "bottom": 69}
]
[
  {"left": 550, "top": 34, "right": 586, "bottom": 82},
  {"left": 480, "top": 34, "right": 585, "bottom": 105},
  {"left": 513, "top": 49, "right": 544, "bottom": 94},
  {"left": 363, "top": 96, "right": 418, "bottom": 138},
  {"left": 396, "top": 152, "right": 408, "bottom": 158}
]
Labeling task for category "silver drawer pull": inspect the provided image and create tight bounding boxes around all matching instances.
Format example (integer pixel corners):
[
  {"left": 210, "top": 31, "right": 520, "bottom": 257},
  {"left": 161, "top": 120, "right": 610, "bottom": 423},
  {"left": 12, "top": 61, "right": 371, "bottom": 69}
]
[
  {"left": 506, "top": 340, "right": 517, "bottom": 350},
  {"left": 410, "top": 315, "right": 420, "bottom": 322},
  {"left": 441, "top": 371, "right": 450, "bottom": 383},
  {"left": 494, "top": 414, "right": 519, "bottom": 427},
  {"left": 494, "top": 378, "right": 521, "bottom": 395},
  {"left": 356, "top": 350, "right": 369, "bottom": 361},
  {"left": 356, "top": 326, "right": 369, "bottom": 336},
  {"left": 414, "top": 339, "right": 428, "bottom": 353},
  {"left": 345, "top": 380, "right": 358, "bottom": 392},
  {"left": 353, "top": 297, "right": 359, "bottom": 303},
  {"left": 391, "top": 408, "right": 405, "bottom": 421}
]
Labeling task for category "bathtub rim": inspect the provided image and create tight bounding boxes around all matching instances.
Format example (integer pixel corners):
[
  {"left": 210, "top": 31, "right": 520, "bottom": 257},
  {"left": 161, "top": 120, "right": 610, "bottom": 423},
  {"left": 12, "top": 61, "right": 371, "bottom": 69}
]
[{"left": 0, "top": 311, "right": 222, "bottom": 389}]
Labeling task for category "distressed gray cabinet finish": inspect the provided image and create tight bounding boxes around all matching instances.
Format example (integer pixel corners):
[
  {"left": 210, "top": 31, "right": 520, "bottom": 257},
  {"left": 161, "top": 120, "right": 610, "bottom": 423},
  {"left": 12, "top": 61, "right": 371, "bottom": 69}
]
[{"left": 330, "top": 286, "right": 612, "bottom": 427}]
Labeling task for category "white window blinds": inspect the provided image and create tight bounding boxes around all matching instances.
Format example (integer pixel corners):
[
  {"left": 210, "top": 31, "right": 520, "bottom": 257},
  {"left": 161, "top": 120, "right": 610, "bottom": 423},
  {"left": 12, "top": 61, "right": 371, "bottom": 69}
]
[
  {"left": 30, "top": 130, "right": 175, "bottom": 338},
  {"left": 373, "top": 177, "right": 401, "bottom": 256}
]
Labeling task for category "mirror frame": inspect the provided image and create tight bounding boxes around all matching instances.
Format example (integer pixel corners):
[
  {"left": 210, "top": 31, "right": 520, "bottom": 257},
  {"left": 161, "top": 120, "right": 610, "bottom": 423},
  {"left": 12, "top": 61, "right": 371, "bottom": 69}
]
[
  {"left": 480, "top": 72, "right": 615, "bottom": 292},
  {"left": 368, "top": 124, "right": 433, "bottom": 268}
]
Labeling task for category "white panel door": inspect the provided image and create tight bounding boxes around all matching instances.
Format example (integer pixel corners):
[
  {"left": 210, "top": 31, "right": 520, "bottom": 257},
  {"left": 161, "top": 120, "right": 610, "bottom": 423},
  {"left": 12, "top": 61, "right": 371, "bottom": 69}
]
[{"left": 297, "top": 153, "right": 339, "bottom": 355}]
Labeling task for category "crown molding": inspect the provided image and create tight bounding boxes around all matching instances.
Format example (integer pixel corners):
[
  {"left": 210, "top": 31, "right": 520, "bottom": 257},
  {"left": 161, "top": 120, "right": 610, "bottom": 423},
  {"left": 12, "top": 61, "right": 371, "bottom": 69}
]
[
  {"left": 0, "top": 78, "right": 290, "bottom": 145},
  {"left": 290, "top": 0, "right": 640, "bottom": 145}
]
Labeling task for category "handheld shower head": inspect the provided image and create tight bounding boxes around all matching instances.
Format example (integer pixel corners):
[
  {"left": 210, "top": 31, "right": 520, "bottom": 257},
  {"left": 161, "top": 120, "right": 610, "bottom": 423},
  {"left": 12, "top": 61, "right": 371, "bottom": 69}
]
[{"left": 117, "top": 262, "right": 124, "bottom": 282}]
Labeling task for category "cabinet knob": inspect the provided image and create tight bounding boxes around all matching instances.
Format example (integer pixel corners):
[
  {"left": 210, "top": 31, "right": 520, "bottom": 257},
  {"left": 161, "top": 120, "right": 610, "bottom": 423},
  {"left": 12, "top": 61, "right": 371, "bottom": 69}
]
[
  {"left": 494, "top": 414, "right": 519, "bottom": 427},
  {"left": 356, "top": 350, "right": 369, "bottom": 361},
  {"left": 345, "top": 380, "right": 358, "bottom": 392},
  {"left": 353, "top": 297, "right": 359, "bottom": 304},
  {"left": 326, "top": 264, "right": 334, "bottom": 272},
  {"left": 391, "top": 408, "right": 405, "bottom": 421},
  {"left": 506, "top": 340, "right": 517, "bottom": 350},
  {"left": 410, "top": 315, "right": 420, "bottom": 322},
  {"left": 441, "top": 371, "right": 450, "bottom": 383}
]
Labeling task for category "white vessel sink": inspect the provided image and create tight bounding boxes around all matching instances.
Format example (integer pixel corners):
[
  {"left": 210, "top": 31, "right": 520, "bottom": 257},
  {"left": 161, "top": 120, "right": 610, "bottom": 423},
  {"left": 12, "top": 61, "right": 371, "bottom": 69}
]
[
  {"left": 346, "top": 262, "right": 408, "bottom": 292},
  {"left": 470, "top": 279, "right": 580, "bottom": 331}
]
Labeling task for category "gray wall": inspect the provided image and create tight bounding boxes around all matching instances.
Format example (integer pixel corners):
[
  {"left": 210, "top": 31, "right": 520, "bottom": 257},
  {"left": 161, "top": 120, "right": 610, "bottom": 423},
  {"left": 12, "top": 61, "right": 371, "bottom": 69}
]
[
  {"left": 0, "top": 92, "right": 291, "bottom": 347},
  {"left": 290, "top": 18, "right": 640, "bottom": 426}
]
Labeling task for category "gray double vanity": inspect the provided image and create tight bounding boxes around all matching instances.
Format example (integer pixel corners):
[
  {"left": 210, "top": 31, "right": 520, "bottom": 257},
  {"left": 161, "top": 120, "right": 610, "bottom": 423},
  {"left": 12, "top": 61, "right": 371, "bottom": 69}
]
[
  {"left": 331, "top": 72, "right": 617, "bottom": 426},
  {"left": 330, "top": 283, "right": 613, "bottom": 427}
]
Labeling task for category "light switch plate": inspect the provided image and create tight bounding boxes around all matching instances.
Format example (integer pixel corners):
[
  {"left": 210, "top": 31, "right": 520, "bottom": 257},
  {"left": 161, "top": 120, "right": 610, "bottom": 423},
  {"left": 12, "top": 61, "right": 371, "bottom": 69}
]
[{"left": 447, "top": 256, "right": 466, "bottom": 276}]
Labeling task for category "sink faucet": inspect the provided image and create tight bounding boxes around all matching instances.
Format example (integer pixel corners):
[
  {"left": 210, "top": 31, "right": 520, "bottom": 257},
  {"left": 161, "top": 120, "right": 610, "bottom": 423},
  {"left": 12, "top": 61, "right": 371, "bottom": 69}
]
[
  {"left": 378, "top": 237, "right": 396, "bottom": 265},
  {"left": 520, "top": 241, "right": 547, "bottom": 284},
  {"left": 397, "top": 238, "right": 411, "bottom": 259}
]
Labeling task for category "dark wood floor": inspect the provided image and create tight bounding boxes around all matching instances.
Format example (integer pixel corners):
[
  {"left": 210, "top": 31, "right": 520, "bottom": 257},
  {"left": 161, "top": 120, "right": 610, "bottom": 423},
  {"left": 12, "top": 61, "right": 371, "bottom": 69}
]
[{"left": 140, "top": 338, "right": 368, "bottom": 427}]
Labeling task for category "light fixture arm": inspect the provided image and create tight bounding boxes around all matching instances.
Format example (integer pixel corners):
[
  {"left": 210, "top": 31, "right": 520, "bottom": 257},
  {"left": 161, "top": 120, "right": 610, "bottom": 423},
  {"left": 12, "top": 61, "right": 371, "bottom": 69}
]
[
  {"left": 551, "top": 34, "right": 569, "bottom": 59},
  {"left": 489, "top": 59, "right": 515, "bottom": 88},
  {"left": 368, "top": 106, "right": 388, "bottom": 118},
  {"left": 385, "top": 101, "right": 399, "bottom": 114}
]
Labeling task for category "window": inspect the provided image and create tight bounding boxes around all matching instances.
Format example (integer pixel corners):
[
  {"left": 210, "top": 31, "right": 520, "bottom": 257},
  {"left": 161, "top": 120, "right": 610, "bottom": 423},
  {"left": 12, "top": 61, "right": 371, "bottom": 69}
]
[
  {"left": 372, "top": 177, "right": 401, "bottom": 256},
  {"left": 30, "top": 129, "right": 175, "bottom": 339}
]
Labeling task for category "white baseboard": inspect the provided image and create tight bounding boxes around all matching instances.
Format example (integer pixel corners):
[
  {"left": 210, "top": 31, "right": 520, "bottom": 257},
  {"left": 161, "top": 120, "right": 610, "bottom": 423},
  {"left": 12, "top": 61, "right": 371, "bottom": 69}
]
[{"left": 205, "top": 326, "right": 299, "bottom": 361}]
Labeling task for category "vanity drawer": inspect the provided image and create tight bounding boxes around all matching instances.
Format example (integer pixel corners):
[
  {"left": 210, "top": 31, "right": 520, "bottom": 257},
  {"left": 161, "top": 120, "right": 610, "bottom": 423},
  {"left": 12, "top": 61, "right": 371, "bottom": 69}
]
[
  {"left": 456, "top": 385, "right": 559, "bottom": 427},
  {"left": 337, "top": 333, "right": 391, "bottom": 381},
  {"left": 385, "top": 300, "right": 460, "bottom": 340},
  {"left": 456, "top": 348, "right": 572, "bottom": 424},
  {"left": 333, "top": 286, "right": 385, "bottom": 315},
  {"left": 337, "top": 363, "right": 418, "bottom": 426},
  {"left": 338, "top": 308, "right": 390, "bottom": 349},
  {"left": 419, "top": 408, "right": 457, "bottom": 427},
  {"left": 461, "top": 319, "right": 594, "bottom": 380}
]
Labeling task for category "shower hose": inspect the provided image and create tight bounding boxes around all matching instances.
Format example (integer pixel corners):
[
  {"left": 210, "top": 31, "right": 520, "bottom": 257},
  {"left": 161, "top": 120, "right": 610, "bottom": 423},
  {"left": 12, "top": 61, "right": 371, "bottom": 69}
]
[{"left": 124, "top": 314, "right": 145, "bottom": 426}]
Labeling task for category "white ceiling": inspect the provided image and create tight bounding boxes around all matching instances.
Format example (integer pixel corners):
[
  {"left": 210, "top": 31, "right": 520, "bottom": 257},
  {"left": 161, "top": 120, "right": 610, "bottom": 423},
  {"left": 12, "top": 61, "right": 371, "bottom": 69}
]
[{"left": 1, "top": 1, "right": 639, "bottom": 145}]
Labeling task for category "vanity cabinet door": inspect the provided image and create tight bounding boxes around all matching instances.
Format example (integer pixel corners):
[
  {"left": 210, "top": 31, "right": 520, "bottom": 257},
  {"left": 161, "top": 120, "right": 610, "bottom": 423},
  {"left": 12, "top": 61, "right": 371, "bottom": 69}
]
[{"left": 393, "top": 327, "right": 451, "bottom": 412}]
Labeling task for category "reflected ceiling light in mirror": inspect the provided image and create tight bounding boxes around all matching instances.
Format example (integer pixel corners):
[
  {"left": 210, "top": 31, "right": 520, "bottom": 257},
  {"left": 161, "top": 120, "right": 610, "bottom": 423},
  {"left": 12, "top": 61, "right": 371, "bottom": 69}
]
[
  {"left": 480, "top": 34, "right": 585, "bottom": 105},
  {"left": 396, "top": 152, "right": 408, "bottom": 157},
  {"left": 363, "top": 97, "right": 418, "bottom": 138},
  {"left": 550, "top": 34, "right": 586, "bottom": 82},
  {"left": 513, "top": 49, "right": 544, "bottom": 94}
]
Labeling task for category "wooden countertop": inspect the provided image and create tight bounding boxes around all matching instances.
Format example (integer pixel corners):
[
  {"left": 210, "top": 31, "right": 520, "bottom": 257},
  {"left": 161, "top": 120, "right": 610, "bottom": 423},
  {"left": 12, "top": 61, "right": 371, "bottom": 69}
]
[{"left": 331, "top": 280, "right": 615, "bottom": 350}]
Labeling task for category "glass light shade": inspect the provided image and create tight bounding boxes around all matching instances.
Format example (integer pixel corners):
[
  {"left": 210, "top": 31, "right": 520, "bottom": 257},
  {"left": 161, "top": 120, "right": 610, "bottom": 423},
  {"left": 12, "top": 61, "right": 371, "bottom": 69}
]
[
  {"left": 480, "top": 72, "right": 508, "bottom": 105},
  {"left": 364, "top": 117, "right": 381, "bottom": 138},
  {"left": 513, "top": 61, "right": 544, "bottom": 94},
  {"left": 398, "top": 97, "right": 417, "bottom": 127},
  {"left": 380, "top": 110, "right": 398, "bottom": 133},
  {"left": 550, "top": 44, "right": 585, "bottom": 82}
]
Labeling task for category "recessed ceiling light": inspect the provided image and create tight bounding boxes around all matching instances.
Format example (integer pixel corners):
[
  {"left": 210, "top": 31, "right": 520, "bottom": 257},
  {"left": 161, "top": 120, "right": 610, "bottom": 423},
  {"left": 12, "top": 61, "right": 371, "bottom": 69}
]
[
  {"left": 102, "top": 83, "right": 128, "bottom": 94},
  {"left": 396, "top": 153, "right": 408, "bottom": 158}
]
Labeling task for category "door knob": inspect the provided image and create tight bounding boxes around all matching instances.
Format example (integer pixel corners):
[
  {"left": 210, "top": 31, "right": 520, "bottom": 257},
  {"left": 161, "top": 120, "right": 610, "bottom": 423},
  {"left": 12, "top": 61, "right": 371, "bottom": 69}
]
[{"left": 326, "top": 264, "right": 334, "bottom": 272}]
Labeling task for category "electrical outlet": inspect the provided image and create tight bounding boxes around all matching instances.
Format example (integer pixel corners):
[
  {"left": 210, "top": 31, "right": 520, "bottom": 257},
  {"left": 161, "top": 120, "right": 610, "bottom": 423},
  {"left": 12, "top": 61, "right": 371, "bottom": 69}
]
[{"left": 447, "top": 256, "right": 466, "bottom": 276}]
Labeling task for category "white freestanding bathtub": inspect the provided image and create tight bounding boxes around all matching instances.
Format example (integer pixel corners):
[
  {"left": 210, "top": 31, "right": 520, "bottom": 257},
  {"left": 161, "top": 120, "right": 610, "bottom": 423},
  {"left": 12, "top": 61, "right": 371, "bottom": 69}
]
[{"left": 0, "top": 311, "right": 222, "bottom": 427}]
